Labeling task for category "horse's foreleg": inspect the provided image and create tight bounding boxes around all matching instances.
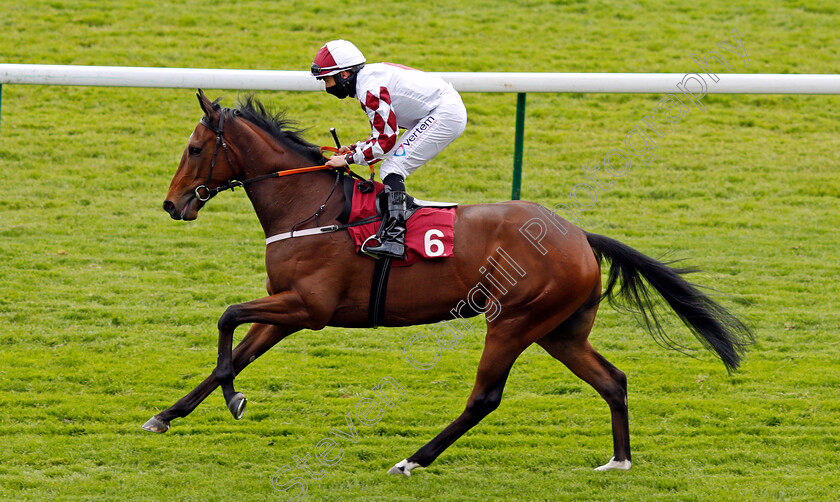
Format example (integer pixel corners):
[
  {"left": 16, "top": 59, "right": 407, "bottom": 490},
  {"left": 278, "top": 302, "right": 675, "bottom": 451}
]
[
  {"left": 388, "top": 336, "right": 525, "bottom": 476},
  {"left": 142, "top": 322, "right": 290, "bottom": 433},
  {"left": 214, "top": 291, "right": 310, "bottom": 419}
]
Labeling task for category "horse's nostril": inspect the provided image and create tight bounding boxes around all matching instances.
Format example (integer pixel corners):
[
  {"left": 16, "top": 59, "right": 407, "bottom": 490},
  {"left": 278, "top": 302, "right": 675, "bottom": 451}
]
[{"left": 163, "top": 200, "right": 175, "bottom": 214}]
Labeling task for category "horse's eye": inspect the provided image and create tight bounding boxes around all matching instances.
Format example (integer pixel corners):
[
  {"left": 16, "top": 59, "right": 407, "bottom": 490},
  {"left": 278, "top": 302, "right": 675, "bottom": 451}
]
[{"left": 189, "top": 146, "right": 202, "bottom": 156}]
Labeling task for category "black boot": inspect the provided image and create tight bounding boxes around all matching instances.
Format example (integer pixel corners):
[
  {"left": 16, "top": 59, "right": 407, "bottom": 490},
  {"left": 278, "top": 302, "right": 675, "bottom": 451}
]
[{"left": 364, "top": 187, "right": 407, "bottom": 260}]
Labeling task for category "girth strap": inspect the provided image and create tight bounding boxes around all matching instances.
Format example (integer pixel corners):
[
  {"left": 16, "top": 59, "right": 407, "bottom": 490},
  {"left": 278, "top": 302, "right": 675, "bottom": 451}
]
[{"left": 368, "top": 257, "right": 392, "bottom": 328}]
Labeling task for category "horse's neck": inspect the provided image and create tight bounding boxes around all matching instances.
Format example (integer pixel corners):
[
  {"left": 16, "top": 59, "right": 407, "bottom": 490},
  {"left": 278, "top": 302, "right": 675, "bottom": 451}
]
[
  {"left": 232, "top": 122, "right": 342, "bottom": 238},
  {"left": 242, "top": 154, "right": 339, "bottom": 239}
]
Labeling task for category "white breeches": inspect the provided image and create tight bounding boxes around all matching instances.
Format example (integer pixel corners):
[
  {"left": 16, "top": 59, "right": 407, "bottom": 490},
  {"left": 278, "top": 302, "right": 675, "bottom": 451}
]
[{"left": 380, "top": 91, "right": 467, "bottom": 180}]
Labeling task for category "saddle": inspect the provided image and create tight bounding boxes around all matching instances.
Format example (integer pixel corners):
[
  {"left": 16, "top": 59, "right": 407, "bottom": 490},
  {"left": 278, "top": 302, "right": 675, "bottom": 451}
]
[{"left": 337, "top": 177, "right": 457, "bottom": 267}]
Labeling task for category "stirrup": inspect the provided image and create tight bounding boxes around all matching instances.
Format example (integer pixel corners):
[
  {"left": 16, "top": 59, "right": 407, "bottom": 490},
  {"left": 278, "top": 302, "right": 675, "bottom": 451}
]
[
  {"left": 360, "top": 234, "right": 383, "bottom": 258},
  {"left": 361, "top": 232, "right": 405, "bottom": 260}
]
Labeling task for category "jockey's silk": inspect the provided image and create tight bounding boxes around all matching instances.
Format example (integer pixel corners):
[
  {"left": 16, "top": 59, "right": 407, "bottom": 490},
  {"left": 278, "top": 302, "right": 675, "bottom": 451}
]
[
  {"left": 346, "top": 180, "right": 455, "bottom": 267},
  {"left": 348, "top": 63, "right": 466, "bottom": 176}
]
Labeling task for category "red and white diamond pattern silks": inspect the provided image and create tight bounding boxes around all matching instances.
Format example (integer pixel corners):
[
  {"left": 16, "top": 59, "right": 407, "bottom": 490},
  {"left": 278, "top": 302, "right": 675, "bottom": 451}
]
[{"left": 352, "top": 86, "right": 398, "bottom": 165}]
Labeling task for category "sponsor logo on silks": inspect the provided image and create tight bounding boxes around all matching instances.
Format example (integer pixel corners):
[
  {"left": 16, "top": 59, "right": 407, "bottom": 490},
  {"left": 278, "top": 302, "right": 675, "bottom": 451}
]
[{"left": 397, "top": 116, "right": 436, "bottom": 156}]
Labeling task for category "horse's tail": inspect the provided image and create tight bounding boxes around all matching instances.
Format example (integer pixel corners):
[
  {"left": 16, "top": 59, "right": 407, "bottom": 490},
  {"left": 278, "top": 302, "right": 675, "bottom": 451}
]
[{"left": 585, "top": 232, "right": 753, "bottom": 372}]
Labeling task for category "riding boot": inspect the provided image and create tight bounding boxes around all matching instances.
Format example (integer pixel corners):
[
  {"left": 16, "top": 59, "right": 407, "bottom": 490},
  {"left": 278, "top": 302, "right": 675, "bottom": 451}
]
[{"left": 365, "top": 188, "right": 407, "bottom": 260}]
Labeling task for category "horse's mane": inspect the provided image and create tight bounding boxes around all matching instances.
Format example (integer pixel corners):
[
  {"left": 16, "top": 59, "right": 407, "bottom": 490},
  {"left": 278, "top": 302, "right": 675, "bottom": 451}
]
[{"left": 232, "top": 95, "right": 327, "bottom": 164}]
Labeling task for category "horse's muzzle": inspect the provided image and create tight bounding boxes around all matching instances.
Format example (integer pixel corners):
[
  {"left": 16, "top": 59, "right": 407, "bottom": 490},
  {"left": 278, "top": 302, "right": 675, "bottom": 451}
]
[{"left": 162, "top": 200, "right": 181, "bottom": 220}]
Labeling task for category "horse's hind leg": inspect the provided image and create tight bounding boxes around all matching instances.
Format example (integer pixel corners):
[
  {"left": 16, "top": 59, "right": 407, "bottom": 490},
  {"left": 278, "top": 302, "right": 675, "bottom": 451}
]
[
  {"left": 537, "top": 303, "right": 632, "bottom": 471},
  {"left": 142, "top": 322, "right": 290, "bottom": 433},
  {"left": 388, "top": 334, "right": 526, "bottom": 476}
]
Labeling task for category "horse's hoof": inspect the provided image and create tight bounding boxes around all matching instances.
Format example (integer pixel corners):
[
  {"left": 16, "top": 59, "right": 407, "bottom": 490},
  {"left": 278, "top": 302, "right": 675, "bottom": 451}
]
[
  {"left": 227, "top": 392, "right": 247, "bottom": 420},
  {"left": 595, "top": 457, "right": 632, "bottom": 471},
  {"left": 387, "top": 459, "right": 420, "bottom": 477},
  {"left": 141, "top": 416, "right": 170, "bottom": 433}
]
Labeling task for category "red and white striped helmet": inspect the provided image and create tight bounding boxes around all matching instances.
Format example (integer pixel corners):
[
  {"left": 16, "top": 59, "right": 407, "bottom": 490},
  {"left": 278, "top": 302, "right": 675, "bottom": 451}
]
[{"left": 310, "top": 40, "right": 366, "bottom": 78}]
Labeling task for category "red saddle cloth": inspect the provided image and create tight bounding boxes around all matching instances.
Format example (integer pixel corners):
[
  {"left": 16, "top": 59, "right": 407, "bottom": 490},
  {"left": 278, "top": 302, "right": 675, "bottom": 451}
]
[{"left": 347, "top": 180, "right": 455, "bottom": 267}]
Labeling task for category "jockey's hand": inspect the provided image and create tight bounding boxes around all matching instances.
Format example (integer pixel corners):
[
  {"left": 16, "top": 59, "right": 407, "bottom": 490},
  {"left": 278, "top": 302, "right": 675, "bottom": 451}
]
[
  {"left": 337, "top": 145, "right": 352, "bottom": 154},
  {"left": 326, "top": 153, "right": 349, "bottom": 168}
]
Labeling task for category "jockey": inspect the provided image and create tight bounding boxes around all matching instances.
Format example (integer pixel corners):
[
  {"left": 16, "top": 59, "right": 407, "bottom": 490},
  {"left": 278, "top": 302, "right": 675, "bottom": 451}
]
[{"left": 311, "top": 39, "right": 467, "bottom": 260}]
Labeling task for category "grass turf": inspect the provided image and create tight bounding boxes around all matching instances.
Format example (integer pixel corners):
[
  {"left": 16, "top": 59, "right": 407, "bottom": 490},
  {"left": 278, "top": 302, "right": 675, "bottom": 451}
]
[{"left": 1, "top": 1, "right": 839, "bottom": 500}]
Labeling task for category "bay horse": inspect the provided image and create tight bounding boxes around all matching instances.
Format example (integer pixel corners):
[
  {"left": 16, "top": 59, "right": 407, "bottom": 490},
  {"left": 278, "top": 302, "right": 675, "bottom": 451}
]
[{"left": 145, "top": 90, "right": 752, "bottom": 475}]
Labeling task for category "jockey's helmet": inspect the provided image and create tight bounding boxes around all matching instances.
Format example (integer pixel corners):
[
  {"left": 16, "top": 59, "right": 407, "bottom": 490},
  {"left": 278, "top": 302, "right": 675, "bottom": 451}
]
[{"left": 311, "top": 40, "right": 366, "bottom": 78}]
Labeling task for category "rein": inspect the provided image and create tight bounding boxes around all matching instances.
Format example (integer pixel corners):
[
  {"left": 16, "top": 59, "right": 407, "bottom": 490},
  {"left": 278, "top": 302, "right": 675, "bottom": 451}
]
[{"left": 194, "top": 108, "right": 372, "bottom": 202}]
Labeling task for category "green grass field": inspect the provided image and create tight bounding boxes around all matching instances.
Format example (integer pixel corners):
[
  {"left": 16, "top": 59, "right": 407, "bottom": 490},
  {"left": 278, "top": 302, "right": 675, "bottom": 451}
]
[{"left": 2, "top": 1, "right": 839, "bottom": 500}]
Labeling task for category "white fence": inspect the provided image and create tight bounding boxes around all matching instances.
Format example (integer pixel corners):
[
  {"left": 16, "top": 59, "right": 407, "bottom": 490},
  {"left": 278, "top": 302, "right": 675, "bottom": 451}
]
[{"left": 2, "top": 64, "right": 840, "bottom": 94}]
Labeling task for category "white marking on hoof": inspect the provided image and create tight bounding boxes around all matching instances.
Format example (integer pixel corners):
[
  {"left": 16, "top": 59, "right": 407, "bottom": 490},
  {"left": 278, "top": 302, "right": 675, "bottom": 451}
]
[
  {"left": 387, "top": 459, "right": 420, "bottom": 477},
  {"left": 595, "top": 457, "right": 632, "bottom": 471}
]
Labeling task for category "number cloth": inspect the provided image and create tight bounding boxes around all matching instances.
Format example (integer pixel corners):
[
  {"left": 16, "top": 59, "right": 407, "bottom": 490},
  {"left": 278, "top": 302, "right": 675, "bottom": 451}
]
[{"left": 346, "top": 179, "right": 455, "bottom": 266}]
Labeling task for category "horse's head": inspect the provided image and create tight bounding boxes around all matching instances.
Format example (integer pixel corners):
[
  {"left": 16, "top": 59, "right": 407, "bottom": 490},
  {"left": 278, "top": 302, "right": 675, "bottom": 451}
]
[
  {"left": 163, "top": 89, "right": 240, "bottom": 221},
  {"left": 164, "top": 90, "right": 333, "bottom": 222}
]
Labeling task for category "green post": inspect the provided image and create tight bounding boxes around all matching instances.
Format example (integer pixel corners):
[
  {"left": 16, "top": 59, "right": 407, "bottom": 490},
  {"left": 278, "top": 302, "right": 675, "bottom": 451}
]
[{"left": 511, "top": 92, "right": 526, "bottom": 200}]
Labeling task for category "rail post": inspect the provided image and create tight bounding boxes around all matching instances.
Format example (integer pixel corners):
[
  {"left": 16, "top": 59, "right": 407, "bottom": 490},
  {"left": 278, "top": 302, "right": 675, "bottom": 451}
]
[{"left": 511, "top": 92, "right": 526, "bottom": 200}]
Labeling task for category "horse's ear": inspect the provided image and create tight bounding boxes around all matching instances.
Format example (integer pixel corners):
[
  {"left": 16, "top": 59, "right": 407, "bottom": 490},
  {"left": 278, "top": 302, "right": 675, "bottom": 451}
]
[
  {"left": 196, "top": 89, "right": 222, "bottom": 126},
  {"left": 197, "top": 89, "right": 214, "bottom": 116}
]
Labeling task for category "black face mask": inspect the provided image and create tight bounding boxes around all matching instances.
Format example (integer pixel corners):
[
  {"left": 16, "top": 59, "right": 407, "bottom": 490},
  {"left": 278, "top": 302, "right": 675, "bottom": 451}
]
[
  {"left": 326, "top": 69, "right": 359, "bottom": 100},
  {"left": 341, "top": 71, "right": 358, "bottom": 99},
  {"left": 326, "top": 84, "right": 349, "bottom": 99}
]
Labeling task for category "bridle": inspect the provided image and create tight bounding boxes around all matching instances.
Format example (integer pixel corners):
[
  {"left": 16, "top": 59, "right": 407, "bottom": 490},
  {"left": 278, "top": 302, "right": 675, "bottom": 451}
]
[
  {"left": 193, "top": 107, "right": 372, "bottom": 203},
  {"left": 194, "top": 108, "right": 238, "bottom": 202}
]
